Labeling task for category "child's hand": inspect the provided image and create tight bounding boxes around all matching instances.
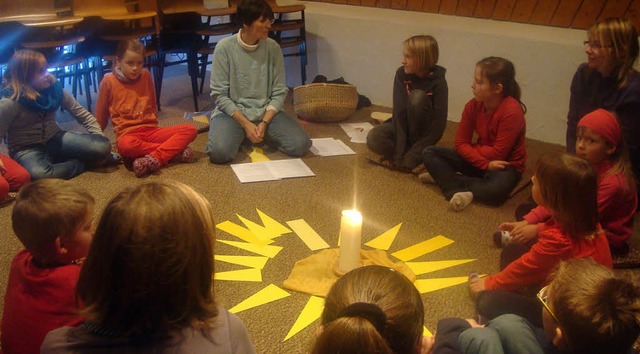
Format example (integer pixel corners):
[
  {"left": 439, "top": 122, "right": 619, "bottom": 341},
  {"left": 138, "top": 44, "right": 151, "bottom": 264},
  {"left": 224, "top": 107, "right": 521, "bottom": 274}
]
[
  {"left": 469, "top": 277, "right": 486, "bottom": 294},
  {"left": 465, "top": 319, "right": 484, "bottom": 328},
  {"left": 511, "top": 224, "right": 538, "bottom": 243},
  {"left": 499, "top": 220, "right": 528, "bottom": 232},
  {"left": 487, "top": 160, "right": 509, "bottom": 170}
]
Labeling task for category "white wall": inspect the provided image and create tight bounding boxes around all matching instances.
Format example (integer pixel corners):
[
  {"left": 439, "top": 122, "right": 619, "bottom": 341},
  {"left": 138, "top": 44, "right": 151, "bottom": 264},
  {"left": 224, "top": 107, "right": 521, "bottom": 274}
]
[{"left": 281, "top": 2, "right": 588, "bottom": 146}]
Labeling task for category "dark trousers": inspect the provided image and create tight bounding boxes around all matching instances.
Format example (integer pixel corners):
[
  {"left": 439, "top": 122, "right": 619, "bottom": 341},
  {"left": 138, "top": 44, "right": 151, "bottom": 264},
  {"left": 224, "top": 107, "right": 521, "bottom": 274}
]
[
  {"left": 422, "top": 146, "right": 521, "bottom": 204},
  {"left": 366, "top": 90, "right": 432, "bottom": 168},
  {"left": 476, "top": 241, "right": 543, "bottom": 327}
]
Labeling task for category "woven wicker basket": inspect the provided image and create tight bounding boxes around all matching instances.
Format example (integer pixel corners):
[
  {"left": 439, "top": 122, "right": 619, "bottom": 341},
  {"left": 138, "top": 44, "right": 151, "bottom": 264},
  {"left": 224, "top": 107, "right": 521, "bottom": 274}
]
[{"left": 293, "top": 83, "right": 358, "bottom": 123}]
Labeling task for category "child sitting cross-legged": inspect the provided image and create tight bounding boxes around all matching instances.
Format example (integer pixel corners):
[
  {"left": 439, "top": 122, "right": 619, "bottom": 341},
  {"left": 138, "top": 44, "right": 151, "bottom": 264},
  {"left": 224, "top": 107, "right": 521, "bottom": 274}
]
[
  {"left": 95, "top": 39, "right": 198, "bottom": 177},
  {"left": 497, "top": 109, "right": 637, "bottom": 260},
  {"left": 1, "top": 179, "right": 95, "bottom": 354},
  {"left": 435, "top": 258, "right": 640, "bottom": 354},
  {"left": 469, "top": 152, "right": 612, "bottom": 328}
]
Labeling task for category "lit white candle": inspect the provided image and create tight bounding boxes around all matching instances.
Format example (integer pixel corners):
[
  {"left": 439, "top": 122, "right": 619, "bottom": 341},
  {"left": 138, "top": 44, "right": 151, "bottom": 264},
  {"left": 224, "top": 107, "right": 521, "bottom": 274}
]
[{"left": 338, "top": 209, "right": 362, "bottom": 273}]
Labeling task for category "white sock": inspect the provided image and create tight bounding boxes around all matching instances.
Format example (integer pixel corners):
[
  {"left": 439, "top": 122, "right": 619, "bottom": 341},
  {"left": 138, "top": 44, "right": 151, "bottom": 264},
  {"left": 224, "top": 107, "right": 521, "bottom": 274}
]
[{"left": 449, "top": 191, "right": 473, "bottom": 211}]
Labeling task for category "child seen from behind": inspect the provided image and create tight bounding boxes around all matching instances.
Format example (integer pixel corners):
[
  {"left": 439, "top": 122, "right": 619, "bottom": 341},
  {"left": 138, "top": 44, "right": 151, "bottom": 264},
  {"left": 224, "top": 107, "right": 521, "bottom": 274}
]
[
  {"left": 42, "top": 180, "right": 256, "bottom": 353},
  {"left": 449, "top": 258, "right": 640, "bottom": 354}
]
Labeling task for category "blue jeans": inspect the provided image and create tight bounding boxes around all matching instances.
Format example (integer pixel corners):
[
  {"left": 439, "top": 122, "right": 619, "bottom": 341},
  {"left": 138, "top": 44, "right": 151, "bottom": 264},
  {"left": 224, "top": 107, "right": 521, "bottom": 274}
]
[
  {"left": 458, "top": 314, "right": 545, "bottom": 354},
  {"left": 206, "top": 111, "right": 311, "bottom": 164},
  {"left": 422, "top": 146, "right": 521, "bottom": 205},
  {"left": 11, "top": 131, "right": 111, "bottom": 180}
]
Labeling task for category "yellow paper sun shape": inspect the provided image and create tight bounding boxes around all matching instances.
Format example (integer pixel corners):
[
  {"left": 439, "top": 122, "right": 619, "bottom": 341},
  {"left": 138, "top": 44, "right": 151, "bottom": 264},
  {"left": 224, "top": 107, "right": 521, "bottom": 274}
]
[{"left": 214, "top": 209, "right": 477, "bottom": 341}]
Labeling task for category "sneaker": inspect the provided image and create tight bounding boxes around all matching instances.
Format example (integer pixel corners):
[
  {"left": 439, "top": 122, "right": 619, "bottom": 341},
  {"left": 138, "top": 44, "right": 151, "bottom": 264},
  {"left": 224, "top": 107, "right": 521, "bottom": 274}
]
[
  {"left": 449, "top": 191, "right": 473, "bottom": 212},
  {"left": 419, "top": 172, "right": 435, "bottom": 184},
  {"left": 132, "top": 155, "right": 160, "bottom": 177},
  {"left": 493, "top": 230, "right": 513, "bottom": 247},
  {"left": 170, "top": 147, "right": 194, "bottom": 163}
]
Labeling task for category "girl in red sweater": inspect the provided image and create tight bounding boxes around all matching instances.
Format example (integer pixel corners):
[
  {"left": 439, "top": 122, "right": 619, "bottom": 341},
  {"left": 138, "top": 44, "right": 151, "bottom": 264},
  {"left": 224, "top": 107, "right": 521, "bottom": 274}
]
[
  {"left": 469, "top": 152, "right": 612, "bottom": 327},
  {"left": 95, "top": 39, "right": 197, "bottom": 177},
  {"left": 421, "top": 57, "right": 526, "bottom": 211},
  {"left": 500, "top": 109, "right": 637, "bottom": 258}
]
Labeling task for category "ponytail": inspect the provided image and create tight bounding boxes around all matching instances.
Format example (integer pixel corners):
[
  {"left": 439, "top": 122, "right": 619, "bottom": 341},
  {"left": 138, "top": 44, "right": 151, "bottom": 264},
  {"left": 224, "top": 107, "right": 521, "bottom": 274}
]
[
  {"left": 312, "top": 316, "right": 393, "bottom": 354},
  {"left": 313, "top": 266, "right": 424, "bottom": 354},
  {"left": 477, "top": 56, "right": 527, "bottom": 114}
]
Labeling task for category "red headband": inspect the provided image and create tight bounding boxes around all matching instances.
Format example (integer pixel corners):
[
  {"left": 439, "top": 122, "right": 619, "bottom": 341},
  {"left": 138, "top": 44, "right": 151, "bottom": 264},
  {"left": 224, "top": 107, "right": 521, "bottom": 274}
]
[{"left": 577, "top": 109, "right": 621, "bottom": 147}]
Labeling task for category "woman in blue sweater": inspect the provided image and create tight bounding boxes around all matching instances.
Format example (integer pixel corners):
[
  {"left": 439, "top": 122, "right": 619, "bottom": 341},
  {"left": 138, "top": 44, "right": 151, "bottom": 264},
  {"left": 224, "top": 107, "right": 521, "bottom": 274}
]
[{"left": 205, "top": 0, "right": 311, "bottom": 164}]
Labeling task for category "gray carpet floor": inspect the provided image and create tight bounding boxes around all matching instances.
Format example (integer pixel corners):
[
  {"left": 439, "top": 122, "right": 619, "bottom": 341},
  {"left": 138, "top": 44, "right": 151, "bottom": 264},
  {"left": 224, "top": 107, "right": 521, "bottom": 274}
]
[{"left": 1, "top": 66, "right": 639, "bottom": 353}]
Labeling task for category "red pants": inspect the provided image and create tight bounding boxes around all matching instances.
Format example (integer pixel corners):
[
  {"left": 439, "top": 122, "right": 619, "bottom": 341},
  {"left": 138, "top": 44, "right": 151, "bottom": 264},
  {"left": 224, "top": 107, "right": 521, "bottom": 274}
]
[
  {"left": 0, "top": 154, "right": 30, "bottom": 200},
  {"left": 116, "top": 125, "right": 198, "bottom": 165}
]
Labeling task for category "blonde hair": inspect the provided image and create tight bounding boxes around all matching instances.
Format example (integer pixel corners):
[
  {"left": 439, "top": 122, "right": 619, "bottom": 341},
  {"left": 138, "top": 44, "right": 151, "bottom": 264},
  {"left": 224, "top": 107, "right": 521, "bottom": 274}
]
[
  {"left": 312, "top": 266, "right": 424, "bottom": 354},
  {"left": 588, "top": 17, "right": 639, "bottom": 88},
  {"left": 12, "top": 179, "right": 94, "bottom": 261},
  {"left": 6, "top": 49, "right": 49, "bottom": 101},
  {"left": 404, "top": 35, "right": 439, "bottom": 75},
  {"left": 77, "top": 180, "right": 218, "bottom": 339},
  {"left": 548, "top": 258, "right": 640, "bottom": 354},
  {"left": 535, "top": 153, "right": 598, "bottom": 239}
]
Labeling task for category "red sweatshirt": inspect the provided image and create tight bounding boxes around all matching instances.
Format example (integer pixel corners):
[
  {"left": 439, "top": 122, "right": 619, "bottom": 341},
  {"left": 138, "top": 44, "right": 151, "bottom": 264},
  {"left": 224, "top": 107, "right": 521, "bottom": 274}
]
[
  {"left": 454, "top": 97, "right": 526, "bottom": 173},
  {"left": 94, "top": 70, "right": 159, "bottom": 138},
  {"left": 524, "top": 160, "right": 637, "bottom": 250},
  {"left": 485, "top": 219, "right": 612, "bottom": 291},
  {"left": 1, "top": 250, "right": 83, "bottom": 354}
]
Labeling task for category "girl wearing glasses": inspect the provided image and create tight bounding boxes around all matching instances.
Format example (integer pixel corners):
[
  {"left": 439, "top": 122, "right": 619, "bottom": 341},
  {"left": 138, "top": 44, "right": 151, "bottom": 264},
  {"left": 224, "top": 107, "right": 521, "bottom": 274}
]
[
  {"left": 469, "top": 152, "right": 612, "bottom": 327},
  {"left": 567, "top": 18, "right": 640, "bottom": 197},
  {"left": 206, "top": 0, "right": 311, "bottom": 164}
]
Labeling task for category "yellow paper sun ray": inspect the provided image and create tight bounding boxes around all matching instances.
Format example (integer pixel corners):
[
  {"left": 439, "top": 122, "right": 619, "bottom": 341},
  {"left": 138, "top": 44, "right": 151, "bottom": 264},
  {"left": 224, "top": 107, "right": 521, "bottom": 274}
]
[
  {"left": 244, "top": 146, "right": 271, "bottom": 163},
  {"left": 406, "top": 259, "right": 476, "bottom": 275},
  {"left": 215, "top": 255, "right": 269, "bottom": 269},
  {"left": 216, "top": 220, "right": 272, "bottom": 246},
  {"left": 423, "top": 326, "right": 433, "bottom": 337},
  {"left": 257, "top": 209, "right": 292, "bottom": 236},
  {"left": 237, "top": 214, "right": 281, "bottom": 240},
  {"left": 414, "top": 276, "right": 470, "bottom": 293},
  {"left": 229, "top": 284, "right": 291, "bottom": 314},
  {"left": 391, "top": 235, "right": 454, "bottom": 261},
  {"left": 286, "top": 219, "right": 330, "bottom": 251},
  {"left": 284, "top": 296, "right": 325, "bottom": 341},
  {"left": 214, "top": 268, "right": 262, "bottom": 282},
  {"left": 365, "top": 223, "right": 402, "bottom": 251},
  {"left": 217, "top": 239, "right": 283, "bottom": 258}
]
